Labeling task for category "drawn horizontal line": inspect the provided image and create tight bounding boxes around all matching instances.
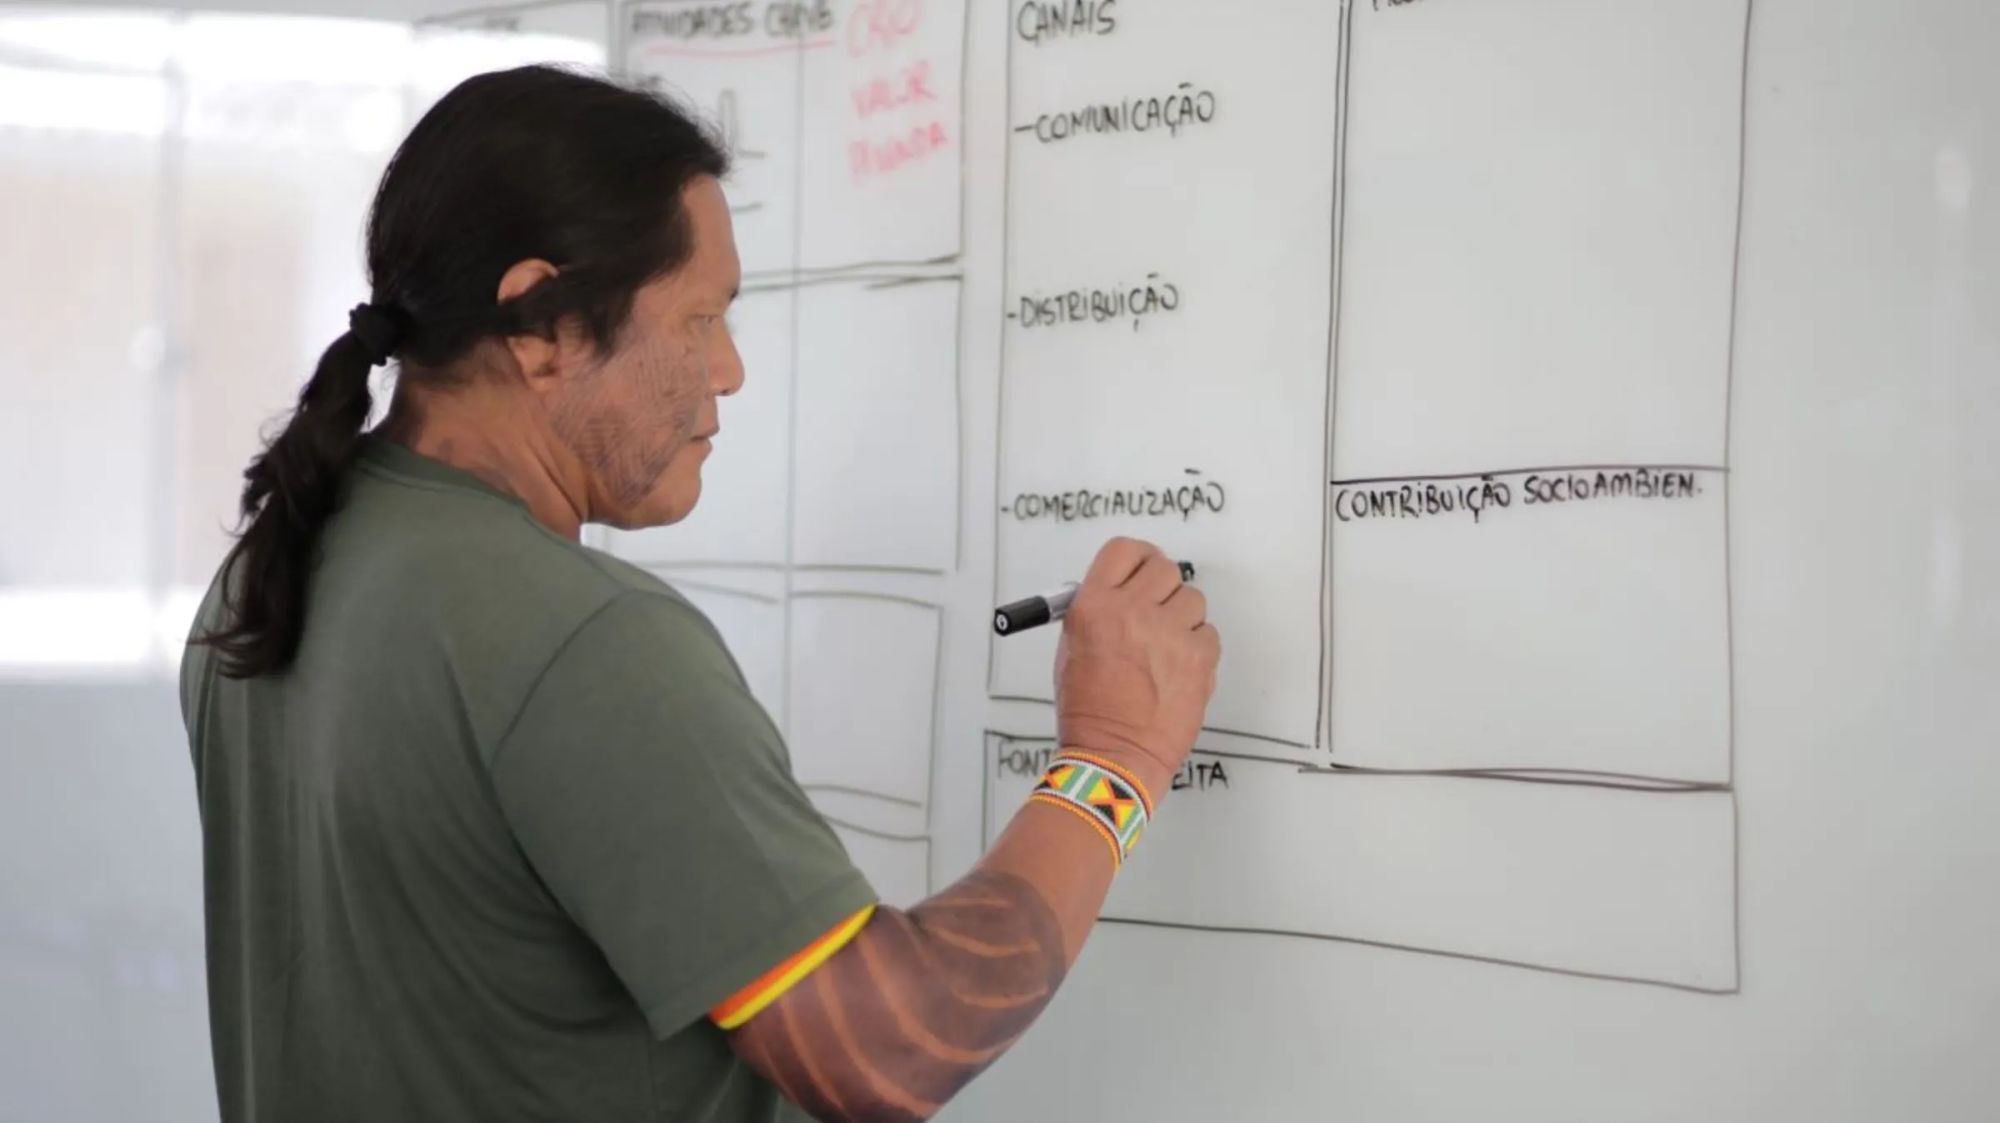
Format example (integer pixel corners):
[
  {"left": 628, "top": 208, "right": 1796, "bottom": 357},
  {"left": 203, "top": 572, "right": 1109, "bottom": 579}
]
[
  {"left": 862, "top": 275, "right": 963, "bottom": 293},
  {"left": 985, "top": 731, "right": 1727, "bottom": 793},
  {"left": 791, "top": 562, "right": 946, "bottom": 576},
  {"left": 1298, "top": 763, "right": 1730, "bottom": 795},
  {"left": 661, "top": 576, "right": 782, "bottom": 606},
  {"left": 984, "top": 727, "right": 1311, "bottom": 766},
  {"left": 1095, "top": 916, "right": 1737, "bottom": 996},
  {"left": 804, "top": 783, "right": 924, "bottom": 809},
  {"left": 630, "top": 559, "right": 788, "bottom": 571},
  {"left": 636, "top": 565, "right": 944, "bottom": 609},
  {"left": 1331, "top": 462, "right": 1729, "bottom": 488},
  {"left": 742, "top": 272, "right": 965, "bottom": 296},
  {"left": 641, "top": 37, "right": 834, "bottom": 60},
  {"left": 789, "top": 590, "right": 942, "bottom": 612},
  {"left": 1199, "top": 746, "right": 1323, "bottom": 768},
  {"left": 820, "top": 814, "right": 930, "bottom": 845},
  {"left": 419, "top": 0, "right": 588, "bottom": 28},
  {"left": 983, "top": 729, "right": 1057, "bottom": 745},
  {"left": 1203, "top": 725, "right": 1312, "bottom": 751},
  {"left": 985, "top": 702, "right": 1313, "bottom": 752},
  {"left": 743, "top": 255, "right": 961, "bottom": 283}
]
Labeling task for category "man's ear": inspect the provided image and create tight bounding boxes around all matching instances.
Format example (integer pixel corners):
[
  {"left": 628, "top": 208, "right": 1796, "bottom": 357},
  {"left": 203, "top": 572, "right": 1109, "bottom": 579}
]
[{"left": 496, "top": 258, "right": 572, "bottom": 393}]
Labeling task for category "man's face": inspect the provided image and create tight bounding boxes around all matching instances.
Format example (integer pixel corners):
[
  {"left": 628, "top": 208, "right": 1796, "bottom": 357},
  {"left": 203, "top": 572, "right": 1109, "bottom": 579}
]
[{"left": 549, "top": 176, "right": 744, "bottom": 529}]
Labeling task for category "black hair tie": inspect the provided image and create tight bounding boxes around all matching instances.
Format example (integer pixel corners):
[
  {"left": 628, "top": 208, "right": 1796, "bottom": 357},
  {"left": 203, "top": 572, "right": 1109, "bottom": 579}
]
[{"left": 347, "top": 302, "right": 406, "bottom": 367}]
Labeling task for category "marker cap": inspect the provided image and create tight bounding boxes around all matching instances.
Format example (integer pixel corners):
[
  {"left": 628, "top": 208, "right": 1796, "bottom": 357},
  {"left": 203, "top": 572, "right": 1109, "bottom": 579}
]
[{"left": 993, "top": 597, "right": 1052, "bottom": 635}]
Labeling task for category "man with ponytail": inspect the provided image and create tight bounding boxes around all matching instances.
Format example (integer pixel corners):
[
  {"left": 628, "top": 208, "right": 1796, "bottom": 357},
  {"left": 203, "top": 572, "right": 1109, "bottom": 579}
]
[{"left": 182, "top": 65, "right": 1219, "bottom": 1123}]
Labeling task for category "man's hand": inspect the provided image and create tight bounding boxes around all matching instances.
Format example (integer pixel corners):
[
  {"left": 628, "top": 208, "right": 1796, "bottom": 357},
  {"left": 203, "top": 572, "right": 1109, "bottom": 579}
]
[{"left": 1053, "top": 537, "right": 1221, "bottom": 796}]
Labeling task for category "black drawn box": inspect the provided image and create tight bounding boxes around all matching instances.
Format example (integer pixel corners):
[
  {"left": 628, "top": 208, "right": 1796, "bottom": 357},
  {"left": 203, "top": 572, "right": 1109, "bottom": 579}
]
[{"left": 984, "top": 733, "right": 1737, "bottom": 993}]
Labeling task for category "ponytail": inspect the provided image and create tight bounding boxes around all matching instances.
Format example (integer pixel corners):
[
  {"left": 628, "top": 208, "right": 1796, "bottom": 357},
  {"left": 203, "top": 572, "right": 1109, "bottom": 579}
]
[{"left": 197, "top": 303, "right": 402, "bottom": 678}]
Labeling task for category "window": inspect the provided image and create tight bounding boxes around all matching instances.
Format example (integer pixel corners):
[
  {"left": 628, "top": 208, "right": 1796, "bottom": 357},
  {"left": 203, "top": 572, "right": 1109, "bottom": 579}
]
[{"left": 0, "top": 7, "right": 605, "bottom": 677}]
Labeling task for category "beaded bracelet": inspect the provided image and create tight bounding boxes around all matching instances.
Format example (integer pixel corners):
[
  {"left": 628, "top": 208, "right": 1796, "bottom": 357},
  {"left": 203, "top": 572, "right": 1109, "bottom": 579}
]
[{"left": 1030, "top": 751, "right": 1156, "bottom": 868}]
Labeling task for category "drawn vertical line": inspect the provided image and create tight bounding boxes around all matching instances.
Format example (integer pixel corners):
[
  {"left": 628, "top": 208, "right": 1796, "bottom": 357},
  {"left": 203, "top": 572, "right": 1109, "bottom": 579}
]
[
  {"left": 1722, "top": 0, "right": 1755, "bottom": 797},
  {"left": 979, "top": 734, "right": 992, "bottom": 848},
  {"left": 779, "top": 30, "right": 807, "bottom": 740},
  {"left": 954, "top": 0, "right": 972, "bottom": 268},
  {"left": 925, "top": 603, "right": 944, "bottom": 839},
  {"left": 986, "top": 2, "right": 1016, "bottom": 700},
  {"left": 953, "top": 270, "right": 966, "bottom": 575},
  {"left": 940, "top": 256, "right": 965, "bottom": 897},
  {"left": 949, "top": 0, "right": 973, "bottom": 583},
  {"left": 1320, "top": 0, "right": 1358, "bottom": 755},
  {"left": 1724, "top": 0, "right": 1756, "bottom": 992},
  {"left": 1731, "top": 789, "right": 1744, "bottom": 992}
]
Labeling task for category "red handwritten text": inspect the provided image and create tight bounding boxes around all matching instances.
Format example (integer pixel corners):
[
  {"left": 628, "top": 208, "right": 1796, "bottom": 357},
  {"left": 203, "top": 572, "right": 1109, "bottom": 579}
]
[
  {"left": 851, "top": 60, "right": 936, "bottom": 118},
  {"left": 849, "top": 121, "right": 950, "bottom": 179},
  {"left": 847, "top": 0, "right": 923, "bottom": 56}
]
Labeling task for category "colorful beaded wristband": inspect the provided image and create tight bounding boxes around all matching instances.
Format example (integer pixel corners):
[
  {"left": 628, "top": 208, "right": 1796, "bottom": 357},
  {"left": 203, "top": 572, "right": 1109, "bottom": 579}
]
[{"left": 1030, "top": 751, "right": 1155, "bottom": 868}]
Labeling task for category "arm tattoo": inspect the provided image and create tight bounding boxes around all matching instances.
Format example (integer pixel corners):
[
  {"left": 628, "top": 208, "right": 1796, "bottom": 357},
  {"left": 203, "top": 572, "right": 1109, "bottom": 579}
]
[{"left": 732, "top": 870, "right": 1070, "bottom": 1122}]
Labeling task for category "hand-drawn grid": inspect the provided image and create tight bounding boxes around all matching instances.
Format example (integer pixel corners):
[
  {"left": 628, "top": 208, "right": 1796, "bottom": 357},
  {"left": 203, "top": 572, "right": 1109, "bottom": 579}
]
[
  {"left": 1323, "top": 0, "right": 1749, "bottom": 785},
  {"left": 606, "top": 0, "right": 975, "bottom": 894},
  {"left": 988, "top": 0, "right": 1340, "bottom": 754},
  {"left": 983, "top": 731, "right": 1741, "bottom": 994},
  {"left": 989, "top": 0, "right": 1753, "bottom": 991},
  {"left": 615, "top": 0, "right": 971, "bottom": 573}
]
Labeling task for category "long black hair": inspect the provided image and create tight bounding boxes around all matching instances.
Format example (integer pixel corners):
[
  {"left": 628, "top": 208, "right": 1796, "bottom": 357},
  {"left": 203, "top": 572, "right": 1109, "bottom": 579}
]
[{"left": 198, "top": 65, "right": 729, "bottom": 679}]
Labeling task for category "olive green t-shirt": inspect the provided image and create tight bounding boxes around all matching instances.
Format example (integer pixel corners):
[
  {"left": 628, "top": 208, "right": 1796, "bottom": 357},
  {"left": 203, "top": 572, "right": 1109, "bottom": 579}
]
[{"left": 180, "top": 437, "right": 876, "bottom": 1123}]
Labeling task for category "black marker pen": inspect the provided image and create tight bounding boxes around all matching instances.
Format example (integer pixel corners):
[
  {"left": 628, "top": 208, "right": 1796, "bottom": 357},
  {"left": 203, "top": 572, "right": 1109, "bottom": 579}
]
[{"left": 993, "top": 561, "right": 1196, "bottom": 636}]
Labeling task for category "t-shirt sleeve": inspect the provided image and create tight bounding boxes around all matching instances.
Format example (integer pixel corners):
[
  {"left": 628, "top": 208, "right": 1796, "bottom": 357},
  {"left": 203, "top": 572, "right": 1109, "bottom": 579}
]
[{"left": 489, "top": 588, "right": 878, "bottom": 1037}]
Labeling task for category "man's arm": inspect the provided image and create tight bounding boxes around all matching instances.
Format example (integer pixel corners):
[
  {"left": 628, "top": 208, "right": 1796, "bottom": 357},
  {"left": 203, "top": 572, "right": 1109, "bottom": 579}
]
[
  {"left": 730, "top": 800, "right": 1125, "bottom": 1120},
  {"left": 727, "top": 540, "right": 1218, "bottom": 1121}
]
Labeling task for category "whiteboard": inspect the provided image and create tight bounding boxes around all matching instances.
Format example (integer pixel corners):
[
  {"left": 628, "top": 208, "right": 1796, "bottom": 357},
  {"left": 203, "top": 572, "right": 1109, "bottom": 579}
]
[{"left": 605, "top": 0, "right": 2000, "bottom": 1119}]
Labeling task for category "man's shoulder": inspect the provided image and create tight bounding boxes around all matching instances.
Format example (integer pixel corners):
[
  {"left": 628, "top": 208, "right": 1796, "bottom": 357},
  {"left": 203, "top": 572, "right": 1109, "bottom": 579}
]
[
  {"left": 572, "top": 540, "right": 695, "bottom": 606},
  {"left": 177, "top": 461, "right": 741, "bottom": 780},
  {"left": 337, "top": 462, "right": 691, "bottom": 624},
  {"left": 514, "top": 547, "right": 728, "bottom": 667},
  {"left": 307, "top": 470, "right": 725, "bottom": 743}
]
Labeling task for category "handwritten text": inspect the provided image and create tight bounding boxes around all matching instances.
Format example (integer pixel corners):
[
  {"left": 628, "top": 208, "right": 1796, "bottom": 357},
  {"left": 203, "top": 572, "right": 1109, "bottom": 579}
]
[{"left": 1016, "top": 82, "right": 1217, "bottom": 144}]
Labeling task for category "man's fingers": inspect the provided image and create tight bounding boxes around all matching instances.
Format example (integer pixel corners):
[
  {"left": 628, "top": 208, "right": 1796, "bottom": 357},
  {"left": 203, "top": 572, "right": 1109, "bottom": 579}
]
[
  {"left": 1163, "top": 584, "right": 1207, "bottom": 629},
  {"left": 1128, "top": 553, "right": 1186, "bottom": 604},
  {"left": 1082, "top": 537, "right": 1162, "bottom": 592},
  {"left": 1195, "top": 622, "right": 1222, "bottom": 666}
]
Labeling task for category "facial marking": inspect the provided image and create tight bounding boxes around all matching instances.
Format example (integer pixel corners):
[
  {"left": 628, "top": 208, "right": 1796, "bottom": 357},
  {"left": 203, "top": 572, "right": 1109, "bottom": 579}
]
[{"left": 550, "top": 312, "right": 709, "bottom": 512}]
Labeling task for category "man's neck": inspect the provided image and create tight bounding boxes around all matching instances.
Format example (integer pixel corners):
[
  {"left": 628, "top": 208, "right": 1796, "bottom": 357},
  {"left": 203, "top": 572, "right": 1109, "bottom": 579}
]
[{"left": 378, "top": 384, "right": 590, "bottom": 542}]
